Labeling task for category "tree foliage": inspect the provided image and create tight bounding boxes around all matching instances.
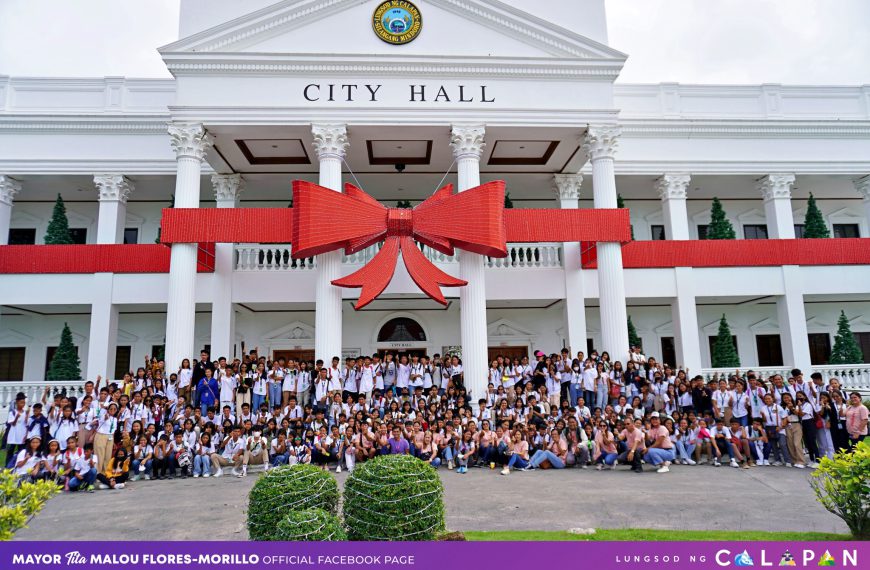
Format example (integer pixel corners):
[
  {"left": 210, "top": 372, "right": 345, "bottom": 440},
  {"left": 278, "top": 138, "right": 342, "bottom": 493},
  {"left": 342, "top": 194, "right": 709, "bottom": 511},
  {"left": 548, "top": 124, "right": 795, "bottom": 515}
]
[
  {"left": 803, "top": 193, "right": 830, "bottom": 238},
  {"left": 627, "top": 316, "right": 642, "bottom": 350},
  {"left": 712, "top": 314, "right": 740, "bottom": 368},
  {"left": 830, "top": 310, "right": 864, "bottom": 364},
  {"left": 707, "top": 197, "right": 736, "bottom": 240},
  {"left": 46, "top": 323, "right": 81, "bottom": 381},
  {"left": 274, "top": 508, "right": 346, "bottom": 541},
  {"left": 810, "top": 439, "right": 870, "bottom": 539},
  {"left": 0, "top": 470, "right": 59, "bottom": 540},
  {"left": 44, "top": 194, "right": 73, "bottom": 245}
]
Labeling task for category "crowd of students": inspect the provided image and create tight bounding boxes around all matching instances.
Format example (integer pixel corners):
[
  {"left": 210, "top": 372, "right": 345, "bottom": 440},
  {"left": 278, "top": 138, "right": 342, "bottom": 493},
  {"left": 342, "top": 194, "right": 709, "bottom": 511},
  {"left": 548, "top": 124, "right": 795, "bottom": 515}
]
[{"left": 3, "top": 345, "right": 868, "bottom": 489}]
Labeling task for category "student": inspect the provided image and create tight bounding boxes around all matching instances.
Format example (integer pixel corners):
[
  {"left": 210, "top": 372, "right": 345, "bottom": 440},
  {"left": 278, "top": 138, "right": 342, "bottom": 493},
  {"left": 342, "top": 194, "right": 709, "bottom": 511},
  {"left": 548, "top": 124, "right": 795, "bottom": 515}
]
[
  {"left": 846, "top": 391, "right": 869, "bottom": 447},
  {"left": 781, "top": 393, "right": 806, "bottom": 469},
  {"left": 93, "top": 402, "right": 119, "bottom": 474},
  {"left": 617, "top": 419, "right": 645, "bottom": 473},
  {"left": 748, "top": 418, "right": 770, "bottom": 465},
  {"left": 795, "top": 392, "right": 819, "bottom": 467},
  {"left": 711, "top": 418, "right": 738, "bottom": 468},
  {"left": 5, "top": 395, "right": 29, "bottom": 468},
  {"left": 211, "top": 426, "right": 246, "bottom": 477},
  {"left": 643, "top": 412, "right": 675, "bottom": 473},
  {"left": 528, "top": 428, "right": 568, "bottom": 470},
  {"left": 500, "top": 430, "right": 530, "bottom": 475},
  {"left": 130, "top": 435, "right": 153, "bottom": 481},
  {"left": 14, "top": 436, "right": 45, "bottom": 482},
  {"left": 672, "top": 418, "right": 696, "bottom": 465},
  {"left": 97, "top": 448, "right": 130, "bottom": 490},
  {"left": 68, "top": 443, "right": 98, "bottom": 492},
  {"left": 761, "top": 394, "right": 791, "bottom": 466},
  {"left": 241, "top": 430, "right": 269, "bottom": 477},
  {"left": 454, "top": 431, "right": 476, "bottom": 474}
]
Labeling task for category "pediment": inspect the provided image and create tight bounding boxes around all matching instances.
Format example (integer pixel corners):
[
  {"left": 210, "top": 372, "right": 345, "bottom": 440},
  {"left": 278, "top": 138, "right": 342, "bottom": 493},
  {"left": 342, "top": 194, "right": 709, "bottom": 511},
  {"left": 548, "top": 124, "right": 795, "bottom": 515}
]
[
  {"left": 0, "top": 329, "right": 34, "bottom": 344},
  {"left": 487, "top": 318, "right": 535, "bottom": 338},
  {"left": 653, "top": 321, "right": 673, "bottom": 334},
  {"left": 264, "top": 321, "right": 315, "bottom": 341},
  {"left": 160, "top": 0, "right": 626, "bottom": 61},
  {"left": 748, "top": 317, "right": 779, "bottom": 333},
  {"left": 117, "top": 328, "right": 139, "bottom": 343}
]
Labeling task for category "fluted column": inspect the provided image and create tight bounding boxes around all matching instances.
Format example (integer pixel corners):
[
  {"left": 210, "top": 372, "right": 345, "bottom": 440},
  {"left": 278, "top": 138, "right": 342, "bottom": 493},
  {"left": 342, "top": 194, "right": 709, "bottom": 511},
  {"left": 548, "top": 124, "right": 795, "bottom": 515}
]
[
  {"left": 854, "top": 176, "right": 870, "bottom": 231},
  {"left": 312, "top": 124, "right": 348, "bottom": 364},
  {"left": 165, "top": 123, "right": 212, "bottom": 370},
  {"left": 583, "top": 126, "right": 629, "bottom": 361},
  {"left": 210, "top": 174, "right": 243, "bottom": 360},
  {"left": 672, "top": 267, "right": 702, "bottom": 372},
  {"left": 94, "top": 174, "right": 133, "bottom": 244},
  {"left": 757, "top": 174, "right": 796, "bottom": 239},
  {"left": 554, "top": 173, "right": 587, "bottom": 353},
  {"left": 0, "top": 176, "right": 21, "bottom": 245},
  {"left": 86, "top": 273, "right": 119, "bottom": 380},
  {"left": 655, "top": 174, "right": 691, "bottom": 240},
  {"left": 778, "top": 265, "right": 812, "bottom": 372},
  {"left": 451, "top": 125, "right": 488, "bottom": 401}
]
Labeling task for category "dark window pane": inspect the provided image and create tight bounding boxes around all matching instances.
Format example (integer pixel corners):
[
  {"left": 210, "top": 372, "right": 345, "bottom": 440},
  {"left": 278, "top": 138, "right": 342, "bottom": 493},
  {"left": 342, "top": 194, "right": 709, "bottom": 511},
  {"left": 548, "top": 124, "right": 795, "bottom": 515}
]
[
  {"left": 854, "top": 333, "right": 870, "bottom": 364},
  {"left": 68, "top": 228, "right": 87, "bottom": 244},
  {"left": 755, "top": 335, "right": 783, "bottom": 367},
  {"left": 697, "top": 225, "right": 709, "bottom": 240},
  {"left": 650, "top": 225, "right": 666, "bottom": 241},
  {"left": 833, "top": 224, "right": 860, "bottom": 238},
  {"left": 808, "top": 333, "right": 831, "bottom": 365},
  {"left": 8, "top": 228, "right": 36, "bottom": 245},
  {"left": 114, "top": 346, "right": 131, "bottom": 380},
  {"left": 660, "top": 337, "right": 676, "bottom": 368},
  {"left": 794, "top": 224, "right": 806, "bottom": 238},
  {"left": 586, "top": 338, "right": 594, "bottom": 355},
  {"left": 123, "top": 228, "right": 138, "bottom": 245},
  {"left": 151, "top": 345, "right": 165, "bottom": 361},
  {"left": 377, "top": 318, "right": 427, "bottom": 342},
  {"left": 743, "top": 224, "right": 769, "bottom": 240},
  {"left": 0, "top": 347, "right": 26, "bottom": 381}
]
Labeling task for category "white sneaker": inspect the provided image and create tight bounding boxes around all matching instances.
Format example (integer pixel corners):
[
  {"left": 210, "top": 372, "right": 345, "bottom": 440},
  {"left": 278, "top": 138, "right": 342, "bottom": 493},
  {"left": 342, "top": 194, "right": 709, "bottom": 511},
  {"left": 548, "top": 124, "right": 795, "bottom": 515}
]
[
  {"left": 795, "top": 463, "right": 805, "bottom": 469},
  {"left": 241, "top": 466, "right": 248, "bottom": 477},
  {"left": 772, "top": 461, "right": 782, "bottom": 466},
  {"left": 144, "top": 474, "right": 151, "bottom": 480},
  {"left": 214, "top": 468, "right": 223, "bottom": 478},
  {"left": 500, "top": 467, "right": 510, "bottom": 475},
  {"left": 447, "top": 460, "right": 454, "bottom": 470},
  {"left": 785, "top": 462, "right": 792, "bottom": 468},
  {"left": 130, "top": 474, "right": 139, "bottom": 482},
  {"left": 596, "top": 464, "right": 603, "bottom": 471},
  {"left": 203, "top": 472, "right": 210, "bottom": 478},
  {"left": 809, "top": 461, "right": 819, "bottom": 469},
  {"left": 657, "top": 465, "right": 670, "bottom": 473},
  {"left": 713, "top": 459, "right": 721, "bottom": 466},
  {"left": 115, "top": 483, "right": 125, "bottom": 489},
  {"left": 730, "top": 459, "right": 739, "bottom": 468},
  {"left": 763, "top": 460, "right": 770, "bottom": 466},
  {"left": 687, "top": 458, "right": 696, "bottom": 465},
  {"left": 193, "top": 474, "right": 200, "bottom": 478},
  {"left": 699, "top": 458, "right": 708, "bottom": 465},
  {"left": 98, "top": 483, "right": 109, "bottom": 490},
  {"left": 264, "top": 464, "right": 270, "bottom": 472},
  {"left": 336, "top": 465, "right": 342, "bottom": 473},
  {"left": 230, "top": 468, "right": 240, "bottom": 477}
]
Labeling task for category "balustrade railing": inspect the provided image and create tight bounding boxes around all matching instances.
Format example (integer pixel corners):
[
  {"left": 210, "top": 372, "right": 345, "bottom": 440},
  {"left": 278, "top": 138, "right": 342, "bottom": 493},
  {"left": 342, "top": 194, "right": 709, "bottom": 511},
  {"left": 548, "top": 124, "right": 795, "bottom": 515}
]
[
  {"left": 0, "top": 381, "right": 87, "bottom": 423},
  {"left": 700, "top": 364, "right": 870, "bottom": 394}
]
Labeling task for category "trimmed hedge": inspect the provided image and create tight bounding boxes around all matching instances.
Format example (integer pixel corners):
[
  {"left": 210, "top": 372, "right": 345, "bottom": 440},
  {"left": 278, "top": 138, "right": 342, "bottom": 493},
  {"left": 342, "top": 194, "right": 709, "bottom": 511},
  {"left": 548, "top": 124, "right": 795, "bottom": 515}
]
[
  {"left": 247, "top": 464, "right": 339, "bottom": 541},
  {"left": 274, "top": 509, "right": 347, "bottom": 541},
  {"left": 343, "top": 454, "right": 445, "bottom": 541}
]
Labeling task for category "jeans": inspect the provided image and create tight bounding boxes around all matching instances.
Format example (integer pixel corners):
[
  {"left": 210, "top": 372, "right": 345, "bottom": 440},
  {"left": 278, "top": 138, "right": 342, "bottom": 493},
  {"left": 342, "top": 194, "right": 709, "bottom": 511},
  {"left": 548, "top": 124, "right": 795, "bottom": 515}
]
[
  {"left": 596, "top": 385, "right": 608, "bottom": 411},
  {"left": 252, "top": 393, "right": 266, "bottom": 413},
  {"left": 441, "top": 447, "right": 455, "bottom": 463},
  {"left": 272, "top": 452, "right": 290, "bottom": 466},
  {"left": 506, "top": 454, "right": 529, "bottom": 470},
  {"left": 675, "top": 441, "right": 695, "bottom": 461},
  {"left": 733, "top": 414, "right": 749, "bottom": 427},
  {"left": 193, "top": 454, "right": 211, "bottom": 476},
  {"left": 478, "top": 444, "right": 495, "bottom": 464},
  {"left": 69, "top": 468, "right": 97, "bottom": 491},
  {"left": 583, "top": 390, "right": 596, "bottom": 409},
  {"left": 569, "top": 384, "right": 581, "bottom": 407},
  {"left": 643, "top": 447, "right": 675, "bottom": 466},
  {"left": 817, "top": 427, "right": 835, "bottom": 460},
  {"left": 268, "top": 384, "right": 282, "bottom": 409},
  {"left": 596, "top": 452, "right": 618, "bottom": 465},
  {"left": 131, "top": 458, "right": 152, "bottom": 476},
  {"left": 429, "top": 457, "right": 442, "bottom": 468},
  {"left": 529, "top": 450, "right": 565, "bottom": 469}
]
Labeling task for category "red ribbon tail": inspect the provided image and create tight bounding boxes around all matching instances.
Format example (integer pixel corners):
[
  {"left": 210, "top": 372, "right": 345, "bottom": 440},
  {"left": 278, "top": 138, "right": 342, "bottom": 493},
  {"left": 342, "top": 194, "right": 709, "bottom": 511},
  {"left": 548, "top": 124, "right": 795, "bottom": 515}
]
[
  {"left": 332, "top": 238, "right": 400, "bottom": 310},
  {"left": 399, "top": 236, "right": 466, "bottom": 306}
]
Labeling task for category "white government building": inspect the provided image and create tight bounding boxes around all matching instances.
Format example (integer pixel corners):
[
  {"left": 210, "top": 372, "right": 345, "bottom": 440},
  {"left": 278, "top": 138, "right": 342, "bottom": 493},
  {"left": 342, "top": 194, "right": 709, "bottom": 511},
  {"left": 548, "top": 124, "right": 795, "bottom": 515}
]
[{"left": 2, "top": 0, "right": 870, "bottom": 403}]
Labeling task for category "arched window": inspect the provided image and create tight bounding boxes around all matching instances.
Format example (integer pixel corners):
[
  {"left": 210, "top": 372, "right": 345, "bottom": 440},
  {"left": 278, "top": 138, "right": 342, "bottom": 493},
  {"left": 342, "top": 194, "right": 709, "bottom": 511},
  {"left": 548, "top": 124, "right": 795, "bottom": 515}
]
[{"left": 377, "top": 318, "right": 426, "bottom": 343}]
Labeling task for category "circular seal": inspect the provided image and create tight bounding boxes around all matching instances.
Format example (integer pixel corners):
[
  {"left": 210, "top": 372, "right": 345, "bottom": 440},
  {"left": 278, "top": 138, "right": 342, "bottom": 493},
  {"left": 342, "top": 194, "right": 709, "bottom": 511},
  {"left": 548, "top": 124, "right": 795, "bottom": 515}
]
[{"left": 372, "top": 1, "right": 422, "bottom": 45}]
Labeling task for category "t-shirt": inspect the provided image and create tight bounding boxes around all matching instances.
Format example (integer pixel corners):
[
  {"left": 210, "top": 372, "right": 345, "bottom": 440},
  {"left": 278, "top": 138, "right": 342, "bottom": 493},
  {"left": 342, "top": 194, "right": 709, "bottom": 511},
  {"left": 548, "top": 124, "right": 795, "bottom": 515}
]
[
  {"left": 846, "top": 404, "right": 869, "bottom": 437},
  {"left": 648, "top": 425, "right": 673, "bottom": 449},
  {"left": 620, "top": 428, "right": 645, "bottom": 452},
  {"left": 388, "top": 436, "right": 409, "bottom": 454}
]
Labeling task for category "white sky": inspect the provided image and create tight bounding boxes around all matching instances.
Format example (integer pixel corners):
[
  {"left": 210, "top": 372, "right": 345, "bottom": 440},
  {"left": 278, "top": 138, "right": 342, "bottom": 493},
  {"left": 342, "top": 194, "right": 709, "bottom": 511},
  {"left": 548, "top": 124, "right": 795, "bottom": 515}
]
[{"left": 0, "top": 0, "right": 868, "bottom": 84}]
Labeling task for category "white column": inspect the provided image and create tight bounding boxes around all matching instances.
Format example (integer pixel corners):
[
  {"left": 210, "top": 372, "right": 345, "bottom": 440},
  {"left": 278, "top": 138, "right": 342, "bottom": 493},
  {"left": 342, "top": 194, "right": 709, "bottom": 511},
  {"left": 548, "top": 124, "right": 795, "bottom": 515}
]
[
  {"left": 86, "top": 273, "right": 119, "bottom": 380},
  {"left": 311, "top": 124, "right": 348, "bottom": 364},
  {"left": 165, "top": 123, "right": 212, "bottom": 369},
  {"left": 671, "top": 267, "right": 702, "bottom": 373},
  {"left": 451, "top": 125, "right": 488, "bottom": 400},
  {"left": 554, "top": 173, "right": 587, "bottom": 353},
  {"left": 210, "top": 174, "right": 243, "bottom": 360},
  {"left": 582, "top": 126, "right": 629, "bottom": 361},
  {"left": 655, "top": 173, "right": 691, "bottom": 240},
  {"left": 93, "top": 174, "right": 133, "bottom": 244},
  {"left": 757, "top": 174, "right": 796, "bottom": 239},
  {"left": 854, "top": 176, "right": 870, "bottom": 230},
  {"left": 0, "top": 176, "right": 21, "bottom": 245},
  {"left": 778, "top": 265, "right": 812, "bottom": 372}
]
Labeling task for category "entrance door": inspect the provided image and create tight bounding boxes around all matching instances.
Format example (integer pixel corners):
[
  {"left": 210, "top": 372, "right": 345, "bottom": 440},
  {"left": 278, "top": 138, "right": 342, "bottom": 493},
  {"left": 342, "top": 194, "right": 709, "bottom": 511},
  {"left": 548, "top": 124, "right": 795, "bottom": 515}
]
[
  {"left": 488, "top": 346, "right": 529, "bottom": 362},
  {"left": 660, "top": 337, "right": 676, "bottom": 368},
  {"left": 273, "top": 349, "right": 315, "bottom": 364},
  {"left": 807, "top": 333, "right": 831, "bottom": 365},
  {"left": 755, "top": 335, "right": 784, "bottom": 367}
]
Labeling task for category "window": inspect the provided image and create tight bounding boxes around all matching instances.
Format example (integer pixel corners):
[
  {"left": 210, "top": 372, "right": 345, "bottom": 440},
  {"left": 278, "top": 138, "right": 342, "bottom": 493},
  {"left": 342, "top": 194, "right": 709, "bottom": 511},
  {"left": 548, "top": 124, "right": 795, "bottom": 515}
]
[
  {"left": 123, "top": 228, "right": 139, "bottom": 245},
  {"left": 150, "top": 345, "right": 165, "bottom": 361},
  {"left": 114, "top": 346, "right": 131, "bottom": 380},
  {"left": 8, "top": 228, "right": 36, "bottom": 245},
  {"left": 377, "top": 318, "right": 426, "bottom": 343},
  {"left": 854, "top": 332, "right": 870, "bottom": 364},
  {"left": 708, "top": 335, "right": 739, "bottom": 364},
  {"left": 660, "top": 337, "right": 676, "bottom": 368},
  {"left": 808, "top": 333, "right": 831, "bottom": 365},
  {"left": 68, "top": 228, "right": 87, "bottom": 244},
  {"left": 833, "top": 224, "right": 860, "bottom": 238},
  {"left": 743, "top": 224, "right": 769, "bottom": 240},
  {"left": 586, "top": 338, "right": 594, "bottom": 356},
  {"left": 650, "top": 225, "right": 666, "bottom": 241},
  {"left": 755, "top": 335, "right": 783, "bottom": 367},
  {"left": 45, "top": 345, "right": 79, "bottom": 375},
  {"left": 0, "top": 348, "right": 25, "bottom": 381},
  {"left": 794, "top": 224, "right": 806, "bottom": 238},
  {"left": 697, "top": 225, "right": 709, "bottom": 240}
]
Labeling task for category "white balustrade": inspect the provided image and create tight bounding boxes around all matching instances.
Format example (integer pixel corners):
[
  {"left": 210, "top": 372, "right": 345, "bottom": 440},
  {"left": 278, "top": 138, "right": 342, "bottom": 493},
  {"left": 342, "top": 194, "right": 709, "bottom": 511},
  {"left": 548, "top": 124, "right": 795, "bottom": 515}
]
[
  {"left": 700, "top": 364, "right": 870, "bottom": 395},
  {"left": 487, "top": 243, "right": 562, "bottom": 269},
  {"left": 234, "top": 244, "right": 314, "bottom": 271},
  {"left": 0, "top": 381, "right": 88, "bottom": 423}
]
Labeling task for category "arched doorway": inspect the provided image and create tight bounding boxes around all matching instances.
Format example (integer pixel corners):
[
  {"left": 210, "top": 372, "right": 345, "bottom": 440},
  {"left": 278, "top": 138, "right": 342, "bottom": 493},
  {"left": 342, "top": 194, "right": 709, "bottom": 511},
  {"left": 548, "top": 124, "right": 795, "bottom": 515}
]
[{"left": 376, "top": 317, "right": 428, "bottom": 357}]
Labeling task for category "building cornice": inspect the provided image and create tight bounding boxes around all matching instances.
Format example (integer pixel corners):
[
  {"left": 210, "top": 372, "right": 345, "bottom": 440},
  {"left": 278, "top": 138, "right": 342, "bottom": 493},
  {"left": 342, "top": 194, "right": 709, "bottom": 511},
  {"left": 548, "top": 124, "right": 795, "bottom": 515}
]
[
  {"left": 620, "top": 119, "right": 870, "bottom": 139},
  {"left": 0, "top": 115, "right": 169, "bottom": 134}
]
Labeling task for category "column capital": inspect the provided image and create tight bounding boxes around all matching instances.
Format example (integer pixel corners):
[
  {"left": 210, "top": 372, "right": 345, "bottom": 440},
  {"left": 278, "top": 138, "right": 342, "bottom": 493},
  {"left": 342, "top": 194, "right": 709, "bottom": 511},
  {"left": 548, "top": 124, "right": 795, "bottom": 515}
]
[
  {"left": 582, "top": 125, "right": 621, "bottom": 162},
  {"left": 168, "top": 123, "right": 213, "bottom": 161},
  {"left": 211, "top": 174, "right": 244, "bottom": 203},
  {"left": 553, "top": 173, "right": 583, "bottom": 201},
  {"left": 0, "top": 175, "right": 22, "bottom": 206},
  {"left": 756, "top": 173, "right": 795, "bottom": 201},
  {"left": 853, "top": 175, "right": 870, "bottom": 200},
  {"left": 450, "top": 124, "right": 486, "bottom": 160},
  {"left": 311, "top": 124, "right": 348, "bottom": 160},
  {"left": 93, "top": 174, "right": 134, "bottom": 203},
  {"left": 655, "top": 173, "right": 691, "bottom": 200}
]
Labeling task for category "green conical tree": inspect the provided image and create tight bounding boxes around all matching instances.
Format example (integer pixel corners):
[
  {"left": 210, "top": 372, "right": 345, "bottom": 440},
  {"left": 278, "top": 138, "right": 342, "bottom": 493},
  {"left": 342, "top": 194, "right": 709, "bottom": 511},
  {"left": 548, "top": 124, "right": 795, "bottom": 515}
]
[
  {"left": 830, "top": 310, "right": 864, "bottom": 364},
  {"left": 504, "top": 192, "right": 514, "bottom": 209},
  {"left": 46, "top": 323, "right": 82, "bottom": 380},
  {"left": 617, "top": 194, "right": 634, "bottom": 239},
  {"left": 627, "top": 316, "right": 642, "bottom": 350},
  {"left": 707, "top": 198, "right": 736, "bottom": 240},
  {"left": 44, "top": 194, "right": 73, "bottom": 244},
  {"left": 803, "top": 193, "right": 830, "bottom": 238},
  {"left": 711, "top": 314, "right": 740, "bottom": 368}
]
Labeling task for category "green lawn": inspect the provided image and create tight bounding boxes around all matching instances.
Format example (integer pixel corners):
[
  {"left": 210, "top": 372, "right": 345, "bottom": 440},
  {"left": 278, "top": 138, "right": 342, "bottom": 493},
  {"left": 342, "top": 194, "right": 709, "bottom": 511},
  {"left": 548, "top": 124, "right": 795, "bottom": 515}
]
[{"left": 463, "top": 529, "right": 853, "bottom": 542}]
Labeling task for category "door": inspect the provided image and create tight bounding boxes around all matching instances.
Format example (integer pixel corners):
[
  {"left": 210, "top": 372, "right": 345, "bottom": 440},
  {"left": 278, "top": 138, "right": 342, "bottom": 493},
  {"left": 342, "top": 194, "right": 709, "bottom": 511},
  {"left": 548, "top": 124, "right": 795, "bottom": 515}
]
[
  {"left": 660, "top": 337, "right": 676, "bottom": 368},
  {"left": 807, "top": 333, "right": 831, "bottom": 365},
  {"left": 854, "top": 332, "right": 870, "bottom": 363},
  {"left": 755, "top": 335, "right": 784, "bottom": 367},
  {"left": 488, "top": 346, "right": 529, "bottom": 363},
  {"left": 273, "top": 350, "right": 315, "bottom": 364}
]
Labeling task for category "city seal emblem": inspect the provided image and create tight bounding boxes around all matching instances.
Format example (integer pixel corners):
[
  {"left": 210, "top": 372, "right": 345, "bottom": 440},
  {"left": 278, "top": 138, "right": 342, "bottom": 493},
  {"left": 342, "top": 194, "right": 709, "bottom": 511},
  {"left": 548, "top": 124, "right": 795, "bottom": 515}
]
[{"left": 372, "top": 1, "right": 422, "bottom": 45}]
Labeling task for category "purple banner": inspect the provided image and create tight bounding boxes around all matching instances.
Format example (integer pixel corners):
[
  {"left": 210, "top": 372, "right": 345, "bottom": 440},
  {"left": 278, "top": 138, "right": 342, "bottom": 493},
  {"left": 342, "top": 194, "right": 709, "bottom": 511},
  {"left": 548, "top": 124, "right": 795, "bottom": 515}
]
[{"left": 0, "top": 541, "right": 866, "bottom": 570}]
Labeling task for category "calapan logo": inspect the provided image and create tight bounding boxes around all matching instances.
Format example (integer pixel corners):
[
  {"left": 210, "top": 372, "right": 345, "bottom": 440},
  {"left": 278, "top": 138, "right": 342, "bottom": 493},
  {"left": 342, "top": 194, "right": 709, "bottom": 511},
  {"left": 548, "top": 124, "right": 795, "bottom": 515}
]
[{"left": 373, "top": 1, "right": 422, "bottom": 45}]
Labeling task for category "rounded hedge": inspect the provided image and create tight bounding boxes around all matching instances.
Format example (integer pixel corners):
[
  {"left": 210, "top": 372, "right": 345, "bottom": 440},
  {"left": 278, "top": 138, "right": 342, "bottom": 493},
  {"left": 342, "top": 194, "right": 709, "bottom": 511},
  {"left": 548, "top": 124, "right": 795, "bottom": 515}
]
[
  {"left": 274, "top": 508, "right": 347, "bottom": 541},
  {"left": 343, "top": 454, "right": 444, "bottom": 541},
  {"left": 247, "top": 464, "right": 339, "bottom": 541}
]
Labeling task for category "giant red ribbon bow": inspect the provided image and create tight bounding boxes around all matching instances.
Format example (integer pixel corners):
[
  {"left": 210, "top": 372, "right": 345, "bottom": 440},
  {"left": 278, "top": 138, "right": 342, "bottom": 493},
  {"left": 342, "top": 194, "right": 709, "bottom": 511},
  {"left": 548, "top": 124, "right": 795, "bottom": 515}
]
[{"left": 291, "top": 180, "right": 508, "bottom": 309}]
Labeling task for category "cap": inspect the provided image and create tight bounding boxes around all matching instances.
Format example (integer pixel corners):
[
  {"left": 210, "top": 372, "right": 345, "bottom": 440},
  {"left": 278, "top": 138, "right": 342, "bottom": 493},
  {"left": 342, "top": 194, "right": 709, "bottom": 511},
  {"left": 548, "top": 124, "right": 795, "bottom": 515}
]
[
  {"left": 534, "top": 350, "right": 544, "bottom": 357},
  {"left": 650, "top": 411, "right": 660, "bottom": 418}
]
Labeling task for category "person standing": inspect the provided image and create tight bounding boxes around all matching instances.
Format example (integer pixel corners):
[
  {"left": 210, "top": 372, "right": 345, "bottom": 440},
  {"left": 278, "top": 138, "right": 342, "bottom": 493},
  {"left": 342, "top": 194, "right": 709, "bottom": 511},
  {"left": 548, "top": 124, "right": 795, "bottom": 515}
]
[
  {"left": 846, "top": 391, "right": 869, "bottom": 448},
  {"left": 191, "top": 350, "right": 214, "bottom": 409}
]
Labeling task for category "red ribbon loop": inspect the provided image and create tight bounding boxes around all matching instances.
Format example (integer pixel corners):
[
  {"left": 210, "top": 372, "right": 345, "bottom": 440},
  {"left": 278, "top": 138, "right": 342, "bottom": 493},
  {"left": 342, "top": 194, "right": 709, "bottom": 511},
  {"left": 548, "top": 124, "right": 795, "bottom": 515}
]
[{"left": 290, "top": 180, "right": 508, "bottom": 309}]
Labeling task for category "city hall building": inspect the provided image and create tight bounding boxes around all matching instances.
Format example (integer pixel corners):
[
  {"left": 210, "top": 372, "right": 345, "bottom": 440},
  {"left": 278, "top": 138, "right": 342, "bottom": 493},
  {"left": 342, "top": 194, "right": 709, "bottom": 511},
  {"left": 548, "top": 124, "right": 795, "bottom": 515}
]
[{"left": 2, "top": 0, "right": 870, "bottom": 401}]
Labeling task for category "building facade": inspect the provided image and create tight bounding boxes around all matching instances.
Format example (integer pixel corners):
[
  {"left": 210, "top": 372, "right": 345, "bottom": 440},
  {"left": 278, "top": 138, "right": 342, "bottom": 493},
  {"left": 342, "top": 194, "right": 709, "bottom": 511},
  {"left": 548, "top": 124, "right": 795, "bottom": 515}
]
[{"left": 2, "top": 0, "right": 870, "bottom": 401}]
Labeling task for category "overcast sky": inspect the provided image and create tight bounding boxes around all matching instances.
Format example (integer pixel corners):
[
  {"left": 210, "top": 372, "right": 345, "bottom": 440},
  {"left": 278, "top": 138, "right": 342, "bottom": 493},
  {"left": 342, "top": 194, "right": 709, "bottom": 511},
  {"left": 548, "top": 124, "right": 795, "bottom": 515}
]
[{"left": 0, "top": 0, "right": 868, "bottom": 84}]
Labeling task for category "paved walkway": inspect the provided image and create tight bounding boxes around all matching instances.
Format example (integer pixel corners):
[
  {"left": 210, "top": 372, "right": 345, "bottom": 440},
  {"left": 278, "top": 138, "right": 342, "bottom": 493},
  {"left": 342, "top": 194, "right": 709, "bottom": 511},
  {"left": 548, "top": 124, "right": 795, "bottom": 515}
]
[{"left": 15, "top": 465, "right": 847, "bottom": 540}]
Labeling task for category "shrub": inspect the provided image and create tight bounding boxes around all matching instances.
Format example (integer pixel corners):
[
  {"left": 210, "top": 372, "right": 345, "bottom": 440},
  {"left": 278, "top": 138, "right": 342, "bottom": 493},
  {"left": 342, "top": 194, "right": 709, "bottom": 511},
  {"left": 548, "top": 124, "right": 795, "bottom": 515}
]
[
  {"left": 810, "top": 439, "right": 870, "bottom": 539},
  {"left": 343, "top": 454, "right": 444, "bottom": 541},
  {"left": 273, "top": 508, "right": 346, "bottom": 541},
  {"left": 247, "top": 464, "right": 339, "bottom": 541},
  {"left": 0, "top": 471, "right": 59, "bottom": 540}
]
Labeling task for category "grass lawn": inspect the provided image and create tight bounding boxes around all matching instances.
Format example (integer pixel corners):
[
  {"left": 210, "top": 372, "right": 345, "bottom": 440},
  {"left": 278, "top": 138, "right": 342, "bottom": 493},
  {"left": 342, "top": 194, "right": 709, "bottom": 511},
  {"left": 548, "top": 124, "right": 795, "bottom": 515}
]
[{"left": 463, "top": 529, "right": 854, "bottom": 542}]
